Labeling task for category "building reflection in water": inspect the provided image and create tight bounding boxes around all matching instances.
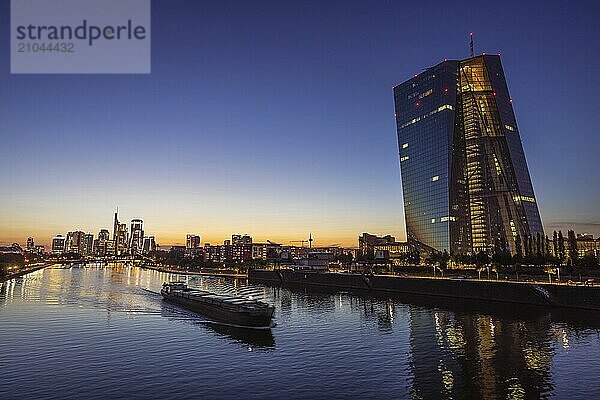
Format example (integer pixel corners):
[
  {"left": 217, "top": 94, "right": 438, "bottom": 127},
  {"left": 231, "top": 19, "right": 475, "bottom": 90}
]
[
  {"left": 3, "top": 266, "right": 600, "bottom": 399},
  {"left": 408, "top": 307, "right": 555, "bottom": 399}
]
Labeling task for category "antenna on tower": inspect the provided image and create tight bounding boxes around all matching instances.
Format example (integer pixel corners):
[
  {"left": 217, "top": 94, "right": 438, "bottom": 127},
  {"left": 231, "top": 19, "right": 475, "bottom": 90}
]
[
  {"left": 469, "top": 32, "right": 474, "bottom": 57},
  {"left": 308, "top": 233, "right": 313, "bottom": 249}
]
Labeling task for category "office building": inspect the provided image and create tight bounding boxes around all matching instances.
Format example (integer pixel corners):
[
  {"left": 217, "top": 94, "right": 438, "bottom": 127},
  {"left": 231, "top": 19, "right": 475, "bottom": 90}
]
[
  {"left": 83, "top": 233, "right": 94, "bottom": 256},
  {"left": 231, "top": 234, "right": 252, "bottom": 245},
  {"left": 52, "top": 235, "right": 66, "bottom": 254},
  {"left": 142, "top": 236, "right": 156, "bottom": 254},
  {"left": 113, "top": 210, "right": 128, "bottom": 256},
  {"left": 65, "top": 231, "right": 86, "bottom": 254},
  {"left": 94, "top": 229, "right": 110, "bottom": 257},
  {"left": 394, "top": 54, "right": 543, "bottom": 255},
  {"left": 130, "top": 219, "right": 144, "bottom": 254},
  {"left": 186, "top": 234, "right": 201, "bottom": 249}
]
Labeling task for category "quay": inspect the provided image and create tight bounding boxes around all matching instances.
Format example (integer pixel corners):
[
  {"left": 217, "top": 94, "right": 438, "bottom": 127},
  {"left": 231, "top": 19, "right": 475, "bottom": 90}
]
[
  {"left": 249, "top": 269, "right": 600, "bottom": 311},
  {"left": 0, "top": 262, "right": 51, "bottom": 282},
  {"left": 139, "top": 263, "right": 247, "bottom": 278}
]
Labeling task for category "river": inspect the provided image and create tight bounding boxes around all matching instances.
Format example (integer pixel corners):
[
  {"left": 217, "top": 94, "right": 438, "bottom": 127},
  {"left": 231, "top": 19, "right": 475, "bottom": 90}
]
[{"left": 1, "top": 264, "right": 599, "bottom": 399}]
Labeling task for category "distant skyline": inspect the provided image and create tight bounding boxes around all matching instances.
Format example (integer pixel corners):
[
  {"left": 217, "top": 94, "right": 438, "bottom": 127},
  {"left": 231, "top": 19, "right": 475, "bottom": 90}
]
[{"left": 1, "top": 0, "right": 600, "bottom": 247}]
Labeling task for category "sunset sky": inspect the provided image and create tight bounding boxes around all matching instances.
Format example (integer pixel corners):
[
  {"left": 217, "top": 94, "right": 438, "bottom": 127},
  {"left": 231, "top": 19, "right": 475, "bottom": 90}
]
[{"left": 1, "top": 0, "right": 599, "bottom": 248}]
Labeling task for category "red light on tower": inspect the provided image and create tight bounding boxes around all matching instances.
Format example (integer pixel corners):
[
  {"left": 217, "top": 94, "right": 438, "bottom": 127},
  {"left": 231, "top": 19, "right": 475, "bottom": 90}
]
[
  {"left": 444, "top": 88, "right": 449, "bottom": 93},
  {"left": 416, "top": 101, "right": 421, "bottom": 106}
]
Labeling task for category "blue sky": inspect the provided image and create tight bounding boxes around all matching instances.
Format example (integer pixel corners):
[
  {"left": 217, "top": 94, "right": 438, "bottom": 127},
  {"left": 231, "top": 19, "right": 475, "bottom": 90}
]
[{"left": 1, "top": 0, "right": 599, "bottom": 246}]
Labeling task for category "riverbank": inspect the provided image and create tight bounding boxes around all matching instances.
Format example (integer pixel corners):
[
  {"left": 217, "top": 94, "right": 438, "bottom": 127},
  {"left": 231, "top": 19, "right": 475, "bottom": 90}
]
[
  {"left": 249, "top": 269, "right": 600, "bottom": 311},
  {"left": 139, "top": 263, "right": 247, "bottom": 278},
  {"left": 0, "top": 262, "right": 50, "bottom": 282}
]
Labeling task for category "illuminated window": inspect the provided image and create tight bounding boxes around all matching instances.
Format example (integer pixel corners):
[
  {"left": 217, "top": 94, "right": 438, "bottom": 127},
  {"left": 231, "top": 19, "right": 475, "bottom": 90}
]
[
  {"left": 504, "top": 124, "right": 515, "bottom": 132},
  {"left": 400, "top": 156, "right": 409, "bottom": 162},
  {"left": 398, "top": 104, "right": 454, "bottom": 128},
  {"left": 431, "top": 218, "right": 436, "bottom": 223},
  {"left": 493, "top": 154, "right": 502, "bottom": 176},
  {"left": 402, "top": 143, "right": 409, "bottom": 149},
  {"left": 418, "top": 89, "right": 433, "bottom": 99},
  {"left": 514, "top": 195, "right": 535, "bottom": 203},
  {"left": 440, "top": 216, "right": 456, "bottom": 222},
  {"left": 431, "top": 175, "right": 439, "bottom": 182}
]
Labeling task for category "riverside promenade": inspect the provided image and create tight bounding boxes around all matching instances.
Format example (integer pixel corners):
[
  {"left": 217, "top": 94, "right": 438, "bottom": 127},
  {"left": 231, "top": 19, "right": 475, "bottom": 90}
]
[
  {"left": 139, "top": 263, "right": 247, "bottom": 278},
  {"left": 249, "top": 269, "right": 600, "bottom": 311},
  {"left": 0, "top": 262, "right": 50, "bottom": 282}
]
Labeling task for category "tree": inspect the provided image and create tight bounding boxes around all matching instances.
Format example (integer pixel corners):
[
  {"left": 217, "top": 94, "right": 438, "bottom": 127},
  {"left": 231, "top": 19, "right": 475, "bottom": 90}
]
[
  {"left": 558, "top": 231, "right": 565, "bottom": 265},
  {"left": 492, "top": 236, "right": 512, "bottom": 267},
  {"left": 425, "top": 251, "right": 439, "bottom": 266},
  {"left": 524, "top": 235, "right": 532, "bottom": 260},
  {"left": 567, "top": 230, "right": 578, "bottom": 266},
  {"left": 401, "top": 249, "right": 421, "bottom": 265},
  {"left": 581, "top": 253, "right": 599, "bottom": 268},
  {"left": 439, "top": 250, "right": 450, "bottom": 270},
  {"left": 475, "top": 251, "right": 490, "bottom": 268},
  {"left": 514, "top": 234, "right": 523, "bottom": 263}
]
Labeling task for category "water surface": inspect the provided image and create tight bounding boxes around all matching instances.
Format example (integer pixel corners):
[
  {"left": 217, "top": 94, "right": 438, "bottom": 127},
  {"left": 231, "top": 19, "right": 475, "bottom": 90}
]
[{"left": 1, "top": 264, "right": 599, "bottom": 399}]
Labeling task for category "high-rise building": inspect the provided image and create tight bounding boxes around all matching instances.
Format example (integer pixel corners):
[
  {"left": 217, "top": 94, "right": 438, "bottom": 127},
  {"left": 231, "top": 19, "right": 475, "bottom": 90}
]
[
  {"left": 231, "top": 234, "right": 252, "bottom": 261},
  {"left": 52, "top": 235, "right": 66, "bottom": 254},
  {"left": 112, "top": 209, "right": 128, "bottom": 256},
  {"left": 94, "top": 228, "right": 111, "bottom": 257},
  {"left": 186, "top": 234, "right": 201, "bottom": 249},
  {"left": 26, "top": 237, "right": 35, "bottom": 251},
  {"left": 231, "top": 234, "right": 252, "bottom": 245},
  {"left": 130, "top": 219, "right": 144, "bottom": 254},
  {"left": 142, "top": 236, "right": 156, "bottom": 254},
  {"left": 65, "top": 231, "right": 86, "bottom": 254},
  {"left": 394, "top": 54, "right": 543, "bottom": 255},
  {"left": 83, "top": 233, "right": 94, "bottom": 256}
]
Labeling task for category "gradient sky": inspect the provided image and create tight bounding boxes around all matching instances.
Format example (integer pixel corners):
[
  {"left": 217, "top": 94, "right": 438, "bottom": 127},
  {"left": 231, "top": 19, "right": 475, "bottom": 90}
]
[{"left": 1, "top": 0, "right": 599, "bottom": 248}]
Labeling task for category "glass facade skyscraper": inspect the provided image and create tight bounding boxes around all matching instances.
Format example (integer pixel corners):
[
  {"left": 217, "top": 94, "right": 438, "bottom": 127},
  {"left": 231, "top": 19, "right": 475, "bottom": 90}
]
[{"left": 394, "top": 55, "right": 543, "bottom": 255}]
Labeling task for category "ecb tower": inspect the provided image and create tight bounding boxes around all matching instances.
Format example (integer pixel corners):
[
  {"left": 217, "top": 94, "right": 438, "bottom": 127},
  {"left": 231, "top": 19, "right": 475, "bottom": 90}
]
[{"left": 393, "top": 55, "right": 543, "bottom": 255}]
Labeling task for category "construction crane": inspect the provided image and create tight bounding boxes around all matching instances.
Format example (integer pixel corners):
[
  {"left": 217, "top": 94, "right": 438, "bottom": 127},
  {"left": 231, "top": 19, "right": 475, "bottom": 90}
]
[
  {"left": 289, "top": 240, "right": 308, "bottom": 247},
  {"left": 290, "top": 233, "right": 314, "bottom": 248}
]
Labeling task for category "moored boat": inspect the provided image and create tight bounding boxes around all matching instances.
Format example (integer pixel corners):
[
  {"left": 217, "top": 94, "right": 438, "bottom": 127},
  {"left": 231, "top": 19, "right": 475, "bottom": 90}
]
[{"left": 161, "top": 282, "right": 275, "bottom": 328}]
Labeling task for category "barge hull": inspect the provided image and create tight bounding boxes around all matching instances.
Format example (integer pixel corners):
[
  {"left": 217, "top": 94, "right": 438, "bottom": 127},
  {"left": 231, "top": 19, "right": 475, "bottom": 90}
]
[{"left": 162, "top": 293, "right": 272, "bottom": 328}]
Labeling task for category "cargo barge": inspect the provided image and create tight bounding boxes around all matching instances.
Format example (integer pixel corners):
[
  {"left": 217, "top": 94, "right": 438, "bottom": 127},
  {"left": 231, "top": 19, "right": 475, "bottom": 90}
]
[{"left": 161, "top": 282, "right": 275, "bottom": 328}]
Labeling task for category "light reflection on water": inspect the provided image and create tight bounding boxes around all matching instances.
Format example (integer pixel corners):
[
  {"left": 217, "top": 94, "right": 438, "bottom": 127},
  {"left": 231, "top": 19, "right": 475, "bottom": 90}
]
[{"left": 1, "top": 264, "right": 600, "bottom": 399}]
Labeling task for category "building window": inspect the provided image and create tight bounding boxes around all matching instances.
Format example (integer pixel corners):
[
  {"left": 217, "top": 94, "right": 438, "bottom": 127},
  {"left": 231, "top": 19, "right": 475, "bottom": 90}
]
[
  {"left": 418, "top": 89, "right": 433, "bottom": 99},
  {"left": 402, "top": 143, "right": 409, "bottom": 149},
  {"left": 431, "top": 175, "right": 439, "bottom": 182},
  {"left": 400, "top": 156, "right": 409, "bottom": 162},
  {"left": 505, "top": 124, "right": 515, "bottom": 132},
  {"left": 431, "top": 218, "right": 436, "bottom": 223}
]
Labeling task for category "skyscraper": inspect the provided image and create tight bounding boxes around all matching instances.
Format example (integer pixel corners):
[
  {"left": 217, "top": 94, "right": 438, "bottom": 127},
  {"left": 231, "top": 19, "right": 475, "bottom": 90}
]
[
  {"left": 65, "top": 231, "right": 86, "bottom": 255},
  {"left": 83, "top": 233, "right": 94, "bottom": 256},
  {"left": 52, "top": 235, "right": 66, "bottom": 254},
  {"left": 112, "top": 209, "right": 128, "bottom": 256},
  {"left": 142, "top": 236, "right": 156, "bottom": 254},
  {"left": 26, "top": 237, "right": 34, "bottom": 251},
  {"left": 394, "top": 54, "right": 543, "bottom": 255},
  {"left": 94, "top": 228, "right": 110, "bottom": 257},
  {"left": 186, "top": 234, "right": 201, "bottom": 249},
  {"left": 130, "top": 219, "right": 144, "bottom": 254}
]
